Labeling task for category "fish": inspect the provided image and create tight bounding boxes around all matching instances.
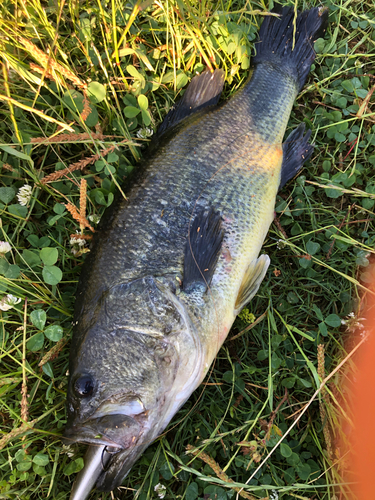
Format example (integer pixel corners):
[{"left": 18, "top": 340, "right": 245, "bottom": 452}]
[{"left": 64, "top": 5, "right": 328, "bottom": 499}]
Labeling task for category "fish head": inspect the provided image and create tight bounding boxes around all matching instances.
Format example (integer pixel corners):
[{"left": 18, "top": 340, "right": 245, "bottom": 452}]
[
  {"left": 64, "top": 276, "right": 204, "bottom": 491},
  {"left": 64, "top": 331, "right": 162, "bottom": 449}
]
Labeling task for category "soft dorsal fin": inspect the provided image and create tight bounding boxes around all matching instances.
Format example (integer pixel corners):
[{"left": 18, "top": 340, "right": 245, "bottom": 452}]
[
  {"left": 234, "top": 255, "right": 270, "bottom": 314},
  {"left": 157, "top": 69, "right": 225, "bottom": 137},
  {"left": 279, "top": 123, "right": 314, "bottom": 190},
  {"left": 183, "top": 207, "right": 223, "bottom": 294}
]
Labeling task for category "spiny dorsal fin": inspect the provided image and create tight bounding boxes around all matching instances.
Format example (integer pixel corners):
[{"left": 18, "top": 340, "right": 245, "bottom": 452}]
[
  {"left": 234, "top": 255, "right": 270, "bottom": 314},
  {"left": 157, "top": 69, "right": 225, "bottom": 137},
  {"left": 183, "top": 207, "right": 223, "bottom": 294},
  {"left": 279, "top": 123, "right": 314, "bottom": 190}
]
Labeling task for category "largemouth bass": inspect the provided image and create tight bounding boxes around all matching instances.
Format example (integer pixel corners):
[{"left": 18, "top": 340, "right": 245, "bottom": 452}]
[{"left": 64, "top": 5, "right": 328, "bottom": 498}]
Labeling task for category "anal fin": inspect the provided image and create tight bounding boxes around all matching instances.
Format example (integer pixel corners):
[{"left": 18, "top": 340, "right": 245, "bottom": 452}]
[
  {"left": 279, "top": 123, "right": 314, "bottom": 190},
  {"left": 235, "top": 255, "right": 270, "bottom": 314},
  {"left": 183, "top": 208, "right": 223, "bottom": 294}
]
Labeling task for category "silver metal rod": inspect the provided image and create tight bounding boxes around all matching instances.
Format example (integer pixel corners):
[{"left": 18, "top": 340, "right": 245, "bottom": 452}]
[{"left": 69, "top": 445, "right": 111, "bottom": 500}]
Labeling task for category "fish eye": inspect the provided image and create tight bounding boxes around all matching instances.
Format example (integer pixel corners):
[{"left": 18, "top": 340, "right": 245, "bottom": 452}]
[{"left": 74, "top": 374, "right": 95, "bottom": 398}]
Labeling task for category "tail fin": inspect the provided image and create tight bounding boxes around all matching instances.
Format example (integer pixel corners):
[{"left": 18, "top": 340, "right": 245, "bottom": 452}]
[{"left": 253, "top": 5, "right": 328, "bottom": 91}]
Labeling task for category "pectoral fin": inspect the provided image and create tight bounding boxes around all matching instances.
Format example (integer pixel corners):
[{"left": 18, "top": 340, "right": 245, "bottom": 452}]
[
  {"left": 183, "top": 208, "right": 223, "bottom": 294},
  {"left": 279, "top": 123, "right": 314, "bottom": 190},
  {"left": 234, "top": 255, "right": 270, "bottom": 314}
]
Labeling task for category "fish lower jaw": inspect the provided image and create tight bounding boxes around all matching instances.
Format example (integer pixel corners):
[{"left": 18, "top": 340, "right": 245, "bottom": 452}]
[
  {"left": 64, "top": 413, "right": 142, "bottom": 450},
  {"left": 63, "top": 430, "right": 124, "bottom": 449}
]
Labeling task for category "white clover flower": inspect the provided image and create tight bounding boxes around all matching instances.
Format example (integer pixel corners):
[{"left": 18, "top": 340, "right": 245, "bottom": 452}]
[
  {"left": 0, "top": 294, "right": 21, "bottom": 311},
  {"left": 70, "top": 232, "right": 88, "bottom": 256},
  {"left": 276, "top": 239, "right": 286, "bottom": 250},
  {"left": 137, "top": 127, "right": 154, "bottom": 139},
  {"left": 17, "top": 184, "right": 32, "bottom": 206},
  {"left": 88, "top": 214, "right": 101, "bottom": 224},
  {"left": 61, "top": 444, "right": 75, "bottom": 458},
  {"left": 341, "top": 312, "right": 365, "bottom": 330},
  {"left": 70, "top": 231, "right": 86, "bottom": 249},
  {"left": 154, "top": 483, "right": 167, "bottom": 499},
  {"left": 270, "top": 491, "right": 279, "bottom": 500},
  {"left": 0, "top": 241, "right": 11, "bottom": 256},
  {"left": 70, "top": 236, "right": 86, "bottom": 248},
  {"left": 361, "top": 329, "right": 368, "bottom": 339}
]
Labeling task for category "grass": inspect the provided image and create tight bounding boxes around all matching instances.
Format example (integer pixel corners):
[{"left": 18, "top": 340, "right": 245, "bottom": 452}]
[{"left": 0, "top": 0, "right": 374, "bottom": 499}]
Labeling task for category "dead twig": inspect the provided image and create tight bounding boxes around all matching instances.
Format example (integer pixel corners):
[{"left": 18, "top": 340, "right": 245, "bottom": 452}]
[
  {"left": 318, "top": 344, "right": 333, "bottom": 460},
  {"left": 186, "top": 445, "right": 265, "bottom": 500}
]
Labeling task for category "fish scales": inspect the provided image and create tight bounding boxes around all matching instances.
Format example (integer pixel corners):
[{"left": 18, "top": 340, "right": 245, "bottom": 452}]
[
  {"left": 76, "top": 67, "right": 296, "bottom": 316},
  {"left": 65, "top": 6, "right": 328, "bottom": 498}
]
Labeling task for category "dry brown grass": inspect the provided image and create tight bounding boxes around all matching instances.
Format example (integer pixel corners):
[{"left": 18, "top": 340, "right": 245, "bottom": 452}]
[
  {"left": 30, "top": 133, "right": 118, "bottom": 144},
  {"left": 41, "top": 139, "right": 133, "bottom": 184},
  {"left": 20, "top": 37, "right": 86, "bottom": 89},
  {"left": 65, "top": 202, "right": 94, "bottom": 233},
  {"left": 186, "top": 445, "right": 265, "bottom": 500},
  {"left": 318, "top": 344, "right": 333, "bottom": 460}
]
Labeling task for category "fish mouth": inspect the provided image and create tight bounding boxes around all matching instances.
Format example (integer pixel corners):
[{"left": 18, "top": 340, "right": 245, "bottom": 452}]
[
  {"left": 65, "top": 411, "right": 154, "bottom": 497},
  {"left": 64, "top": 412, "right": 142, "bottom": 450}
]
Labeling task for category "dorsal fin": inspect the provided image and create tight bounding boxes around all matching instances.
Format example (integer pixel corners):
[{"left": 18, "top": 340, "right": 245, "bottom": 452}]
[{"left": 157, "top": 69, "right": 225, "bottom": 137}]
